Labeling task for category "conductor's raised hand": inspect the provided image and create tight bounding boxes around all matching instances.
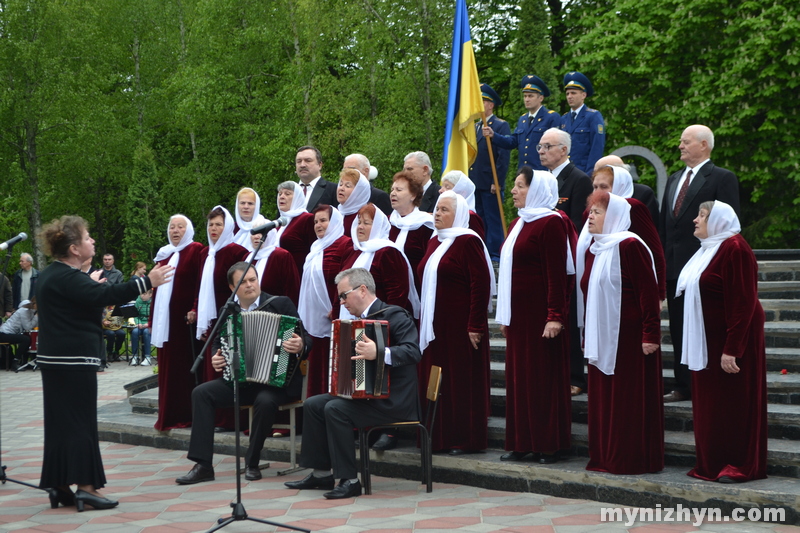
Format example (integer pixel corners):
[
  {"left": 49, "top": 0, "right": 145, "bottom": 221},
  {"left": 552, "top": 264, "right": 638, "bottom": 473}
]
[
  {"left": 282, "top": 333, "right": 304, "bottom": 355},
  {"left": 211, "top": 349, "right": 227, "bottom": 372},
  {"left": 90, "top": 270, "right": 106, "bottom": 283},
  {"left": 353, "top": 335, "right": 377, "bottom": 361},
  {"left": 148, "top": 264, "right": 174, "bottom": 288}
]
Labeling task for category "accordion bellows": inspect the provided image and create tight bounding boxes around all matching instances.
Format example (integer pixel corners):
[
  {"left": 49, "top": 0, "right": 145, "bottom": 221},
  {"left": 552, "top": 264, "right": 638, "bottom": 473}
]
[{"left": 329, "top": 319, "right": 390, "bottom": 399}]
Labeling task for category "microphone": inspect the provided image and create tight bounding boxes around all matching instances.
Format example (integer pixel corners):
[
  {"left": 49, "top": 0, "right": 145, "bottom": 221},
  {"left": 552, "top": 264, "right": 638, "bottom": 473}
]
[
  {"left": 250, "top": 216, "right": 289, "bottom": 234},
  {"left": 0, "top": 232, "right": 28, "bottom": 251}
]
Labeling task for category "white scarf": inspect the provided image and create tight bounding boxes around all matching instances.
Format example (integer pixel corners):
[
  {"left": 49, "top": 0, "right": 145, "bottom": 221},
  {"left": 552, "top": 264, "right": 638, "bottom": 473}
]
[
  {"left": 298, "top": 208, "right": 345, "bottom": 337},
  {"left": 496, "top": 171, "right": 561, "bottom": 326},
  {"left": 244, "top": 215, "right": 279, "bottom": 281},
  {"left": 449, "top": 171, "right": 477, "bottom": 211},
  {"left": 340, "top": 207, "right": 420, "bottom": 320},
  {"left": 152, "top": 215, "right": 195, "bottom": 348},
  {"left": 337, "top": 172, "right": 371, "bottom": 216},
  {"left": 576, "top": 166, "right": 635, "bottom": 332},
  {"left": 584, "top": 194, "right": 655, "bottom": 375},
  {"left": 196, "top": 206, "right": 236, "bottom": 339},
  {"left": 233, "top": 189, "right": 262, "bottom": 249},
  {"left": 276, "top": 182, "right": 308, "bottom": 241},
  {"left": 676, "top": 201, "right": 741, "bottom": 371},
  {"left": 419, "top": 191, "right": 496, "bottom": 351},
  {"left": 389, "top": 207, "right": 434, "bottom": 249}
]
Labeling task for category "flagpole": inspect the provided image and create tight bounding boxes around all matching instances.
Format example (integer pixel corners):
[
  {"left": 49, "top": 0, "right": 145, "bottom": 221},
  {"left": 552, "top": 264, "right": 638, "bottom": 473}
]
[{"left": 481, "top": 111, "right": 508, "bottom": 238}]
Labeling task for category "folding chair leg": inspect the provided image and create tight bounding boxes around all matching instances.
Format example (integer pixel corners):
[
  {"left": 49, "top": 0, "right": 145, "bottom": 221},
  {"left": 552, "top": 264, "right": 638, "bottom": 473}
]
[
  {"left": 278, "top": 408, "right": 304, "bottom": 476},
  {"left": 360, "top": 429, "right": 372, "bottom": 495}
]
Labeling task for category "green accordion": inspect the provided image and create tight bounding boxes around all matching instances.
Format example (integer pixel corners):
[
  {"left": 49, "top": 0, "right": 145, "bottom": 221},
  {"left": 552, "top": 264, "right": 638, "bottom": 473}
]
[{"left": 221, "top": 310, "right": 301, "bottom": 388}]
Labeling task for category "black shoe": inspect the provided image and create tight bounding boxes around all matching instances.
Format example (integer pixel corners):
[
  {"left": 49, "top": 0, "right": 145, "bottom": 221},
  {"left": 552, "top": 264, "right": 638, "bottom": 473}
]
[
  {"left": 718, "top": 475, "right": 739, "bottom": 484},
  {"left": 245, "top": 467, "right": 262, "bottom": 481},
  {"left": 323, "top": 479, "right": 362, "bottom": 499},
  {"left": 663, "top": 390, "right": 689, "bottom": 403},
  {"left": 175, "top": 464, "right": 215, "bottom": 485},
  {"left": 500, "top": 451, "right": 531, "bottom": 462},
  {"left": 539, "top": 453, "right": 559, "bottom": 464},
  {"left": 448, "top": 448, "right": 481, "bottom": 456},
  {"left": 284, "top": 472, "right": 335, "bottom": 490},
  {"left": 97, "top": 367, "right": 105, "bottom": 372},
  {"left": 372, "top": 433, "right": 397, "bottom": 451},
  {"left": 47, "top": 487, "right": 75, "bottom": 508},
  {"left": 74, "top": 489, "right": 119, "bottom": 512}
]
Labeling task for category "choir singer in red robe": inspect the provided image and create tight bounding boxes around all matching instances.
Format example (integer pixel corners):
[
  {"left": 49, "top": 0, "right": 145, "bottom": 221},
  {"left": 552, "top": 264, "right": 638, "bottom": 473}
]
[{"left": 676, "top": 200, "right": 766, "bottom": 483}]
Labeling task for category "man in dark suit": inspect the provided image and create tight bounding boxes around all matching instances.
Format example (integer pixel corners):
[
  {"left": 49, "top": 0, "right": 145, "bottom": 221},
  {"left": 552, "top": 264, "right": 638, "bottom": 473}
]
[
  {"left": 469, "top": 83, "right": 510, "bottom": 262},
  {"left": 539, "top": 126, "right": 593, "bottom": 396},
  {"left": 296, "top": 145, "right": 338, "bottom": 212},
  {"left": 343, "top": 153, "right": 392, "bottom": 216},
  {"left": 660, "top": 125, "right": 740, "bottom": 403},
  {"left": 594, "top": 155, "right": 660, "bottom": 226},
  {"left": 175, "top": 262, "right": 311, "bottom": 484},
  {"left": 559, "top": 72, "right": 605, "bottom": 174},
  {"left": 404, "top": 151, "right": 439, "bottom": 213},
  {"left": 284, "top": 267, "right": 422, "bottom": 499}
]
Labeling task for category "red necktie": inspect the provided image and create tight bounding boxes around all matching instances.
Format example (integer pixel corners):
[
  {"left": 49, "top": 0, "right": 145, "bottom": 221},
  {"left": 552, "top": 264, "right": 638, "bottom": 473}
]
[
  {"left": 301, "top": 184, "right": 308, "bottom": 197},
  {"left": 673, "top": 170, "right": 693, "bottom": 217}
]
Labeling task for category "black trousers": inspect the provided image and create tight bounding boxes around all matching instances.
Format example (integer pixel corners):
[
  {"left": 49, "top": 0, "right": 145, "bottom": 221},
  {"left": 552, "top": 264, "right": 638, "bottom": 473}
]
[
  {"left": 187, "top": 378, "right": 293, "bottom": 468},
  {"left": 568, "top": 286, "right": 587, "bottom": 390},
  {"left": 299, "top": 394, "right": 402, "bottom": 480},
  {"left": 666, "top": 279, "right": 692, "bottom": 398},
  {"left": 0, "top": 332, "right": 30, "bottom": 363}
]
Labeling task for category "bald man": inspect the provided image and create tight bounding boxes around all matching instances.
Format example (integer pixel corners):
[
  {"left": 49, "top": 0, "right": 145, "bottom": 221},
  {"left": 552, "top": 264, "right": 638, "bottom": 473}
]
[
  {"left": 659, "top": 124, "right": 740, "bottom": 403},
  {"left": 593, "top": 155, "right": 659, "bottom": 225}
]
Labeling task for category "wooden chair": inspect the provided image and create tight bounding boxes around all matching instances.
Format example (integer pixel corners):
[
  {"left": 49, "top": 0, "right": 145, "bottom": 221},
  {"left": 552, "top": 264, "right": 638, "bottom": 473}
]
[{"left": 359, "top": 365, "right": 443, "bottom": 495}]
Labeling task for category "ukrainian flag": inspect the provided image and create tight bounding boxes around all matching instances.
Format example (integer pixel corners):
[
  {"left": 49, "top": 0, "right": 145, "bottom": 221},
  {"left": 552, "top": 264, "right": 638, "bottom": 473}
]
[{"left": 441, "top": 0, "right": 483, "bottom": 175}]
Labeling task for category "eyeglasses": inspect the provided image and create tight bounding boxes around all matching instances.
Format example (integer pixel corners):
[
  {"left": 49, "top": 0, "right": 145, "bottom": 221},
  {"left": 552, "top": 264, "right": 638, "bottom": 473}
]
[
  {"left": 338, "top": 286, "right": 361, "bottom": 301},
  {"left": 536, "top": 143, "right": 563, "bottom": 151}
]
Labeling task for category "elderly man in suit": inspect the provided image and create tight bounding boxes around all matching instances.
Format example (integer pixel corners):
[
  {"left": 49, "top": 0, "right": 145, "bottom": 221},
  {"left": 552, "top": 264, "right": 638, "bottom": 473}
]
[
  {"left": 538, "top": 126, "right": 593, "bottom": 397},
  {"left": 284, "top": 267, "right": 422, "bottom": 499},
  {"left": 559, "top": 72, "right": 605, "bottom": 174},
  {"left": 296, "top": 145, "right": 338, "bottom": 212},
  {"left": 343, "top": 153, "right": 392, "bottom": 216},
  {"left": 403, "top": 151, "right": 439, "bottom": 213},
  {"left": 660, "top": 124, "right": 740, "bottom": 403},
  {"left": 594, "top": 155, "right": 660, "bottom": 226},
  {"left": 469, "top": 83, "right": 510, "bottom": 262}
]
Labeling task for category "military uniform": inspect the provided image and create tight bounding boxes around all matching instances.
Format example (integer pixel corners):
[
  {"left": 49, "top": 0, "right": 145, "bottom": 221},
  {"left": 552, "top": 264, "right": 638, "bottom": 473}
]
[
  {"left": 470, "top": 113, "right": 510, "bottom": 260},
  {"left": 492, "top": 107, "right": 561, "bottom": 171},
  {"left": 559, "top": 107, "right": 605, "bottom": 175}
]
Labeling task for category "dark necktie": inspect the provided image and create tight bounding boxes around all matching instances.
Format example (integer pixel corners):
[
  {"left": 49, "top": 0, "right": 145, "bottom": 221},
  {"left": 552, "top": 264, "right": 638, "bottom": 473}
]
[
  {"left": 476, "top": 120, "right": 482, "bottom": 135},
  {"left": 301, "top": 183, "right": 308, "bottom": 197},
  {"left": 571, "top": 111, "right": 577, "bottom": 123},
  {"left": 673, "top": 170, "right": 693, "bottom": 217}
]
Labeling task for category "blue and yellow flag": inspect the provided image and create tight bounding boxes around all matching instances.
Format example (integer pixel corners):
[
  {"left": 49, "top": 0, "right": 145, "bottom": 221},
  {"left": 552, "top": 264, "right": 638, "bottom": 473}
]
[{"left": 441, "top": 0, "right": 483, "bottom": 175}]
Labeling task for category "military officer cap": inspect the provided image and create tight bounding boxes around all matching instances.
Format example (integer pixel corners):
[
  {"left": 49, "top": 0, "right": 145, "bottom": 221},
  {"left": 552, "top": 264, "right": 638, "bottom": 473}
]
[
  {"left": 519, "top": 75, "right": 550, "bottom": 97},
  {"left": 480, "top": 83, "right": 503, "bottom": 107},
  {"left": 563, "top": 71, "right": 594, "bottom": 97}
]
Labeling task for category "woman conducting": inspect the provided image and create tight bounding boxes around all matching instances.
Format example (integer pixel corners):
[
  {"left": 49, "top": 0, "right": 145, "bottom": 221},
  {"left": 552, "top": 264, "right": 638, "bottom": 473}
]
[
  {"left": 581, "top": 191, "right": 663, "bottom": 474},
  {"left": 418, "top": 191, "right": 494, "bottom": 455},
  {"left": 36, "top": 215, "right": 172, "bottom": 511},
  {"left": 498, "top": 168, "right": 573, "bottom": 464},
  {"left": 677, "top": 200, "right": 766, "bottom": 483}
]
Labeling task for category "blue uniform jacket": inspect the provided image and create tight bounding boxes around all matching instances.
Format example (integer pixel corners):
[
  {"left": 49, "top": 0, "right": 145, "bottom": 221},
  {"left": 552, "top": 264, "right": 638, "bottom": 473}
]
[
  {"left": 491, "top": 106, "right": 560, "bottom": 171},
  {"left": 559, "top": 107, "right": 605, "bottom": 174},
  {"left": 469, "top": 115, "right": 511, "bottom": 190}
]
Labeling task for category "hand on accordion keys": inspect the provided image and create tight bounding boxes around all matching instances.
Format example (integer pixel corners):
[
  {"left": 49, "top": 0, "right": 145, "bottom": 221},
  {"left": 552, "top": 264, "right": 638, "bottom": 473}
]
[
  {"left": 353, "top": 336, "right": 378, "bottom": 361},
  {"left": 213, "top": 333, "right": 305, "bottom": 373}
]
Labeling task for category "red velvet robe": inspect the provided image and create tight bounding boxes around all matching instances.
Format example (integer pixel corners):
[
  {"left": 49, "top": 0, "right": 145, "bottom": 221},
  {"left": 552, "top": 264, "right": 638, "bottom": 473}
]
[
  {"left": 306, "top": 235, "right": 353, "bottom": 398},
  {"left": 342, "top": 246, "right": 412, "bottom": 314},
  {"left": 468, "top": 211, "right": 485, "bottom": 242},
  {"left": 278, "top": 212, "right": 316, "bottom": 276},
  {"left": 342, "top": 212, "right": 357, "bottom": 239},
  {"left": 689, "top": 234, "right": 767, "bottom": 482},
  {"left": 417, "top": 235, "right": 491, "bottom": 452},
  {"left": 582, "top": 238, "right": 664, "bottom": 474},
  {"left": 504, "top": 216, "right": 572, "bottom": 454},
  {"left": 152, "top": 242, "right": 204, "bottom": 430},
  {"left": 257, "top": 247, "right": 301, "bottom": 307},
  {"left": 389, "top": 224, "right": 434, "bottom": 294}
]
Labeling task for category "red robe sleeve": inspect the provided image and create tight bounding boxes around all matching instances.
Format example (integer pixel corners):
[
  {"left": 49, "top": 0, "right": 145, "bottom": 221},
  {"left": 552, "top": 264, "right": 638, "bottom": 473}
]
[
  {"left": 719, "top": 236, "right": 760, "bottom": 358},
  {"left": 628, "top": 198, "right": 667, "bottom": 301},
  {"left": 371, "top": 247, "right": 411, "bottom": 311},
  {"left": 620, "top": 238, "right": 662, "bottom": 345},
  {"left": 538, "top": 216, "right": 570, "bottom": 325},
  {"left": 460, "top": 235, "right": 491, "bottom": 333}
]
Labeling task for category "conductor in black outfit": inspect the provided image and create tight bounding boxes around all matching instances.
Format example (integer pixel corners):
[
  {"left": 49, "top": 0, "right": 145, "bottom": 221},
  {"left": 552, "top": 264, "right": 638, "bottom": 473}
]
[
  {"left": 284, "top": 267, "right": 422, "bottom": 499},
  {"left": 175, "top": 262, "right": 311, "bottom": 484}
]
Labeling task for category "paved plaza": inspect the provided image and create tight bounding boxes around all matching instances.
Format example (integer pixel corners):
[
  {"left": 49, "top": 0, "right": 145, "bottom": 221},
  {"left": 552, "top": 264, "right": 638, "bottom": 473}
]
[{"left": 1, "top": 363, "right": 797, "bottom": 532}]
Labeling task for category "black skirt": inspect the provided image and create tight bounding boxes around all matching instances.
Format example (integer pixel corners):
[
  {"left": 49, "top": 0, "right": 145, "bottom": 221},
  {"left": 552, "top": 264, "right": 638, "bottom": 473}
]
[{"left": 39, "top": 366, "right": 107, "bottom": 489}]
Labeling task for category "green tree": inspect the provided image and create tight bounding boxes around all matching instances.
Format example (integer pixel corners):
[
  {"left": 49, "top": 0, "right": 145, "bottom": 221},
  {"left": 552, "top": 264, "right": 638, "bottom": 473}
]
[{"left": 123, "top": 144, "right": 165, "bottom": 273}]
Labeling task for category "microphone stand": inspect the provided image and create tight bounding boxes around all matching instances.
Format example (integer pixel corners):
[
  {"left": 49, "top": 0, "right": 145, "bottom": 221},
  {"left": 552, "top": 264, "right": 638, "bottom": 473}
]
[
  {"left": 191, "top": 230, "right": 309, "bottom": 533},
  {"left": 0, "top": 240, "right": 47, "bottom": 493}
]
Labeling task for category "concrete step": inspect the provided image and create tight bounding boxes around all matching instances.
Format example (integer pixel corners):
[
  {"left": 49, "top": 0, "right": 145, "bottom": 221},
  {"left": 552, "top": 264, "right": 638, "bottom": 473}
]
[{"left": 757, "top": 260, "right": 800, "bottom": 281}]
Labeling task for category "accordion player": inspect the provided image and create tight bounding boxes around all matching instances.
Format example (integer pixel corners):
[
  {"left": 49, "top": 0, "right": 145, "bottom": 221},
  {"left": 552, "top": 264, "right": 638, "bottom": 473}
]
[
  {"left": 221, "top": 310, "right": 302, "bottom": 388},
  {"left": 329, "top": 319, "right": 390, "bottom": 399}
]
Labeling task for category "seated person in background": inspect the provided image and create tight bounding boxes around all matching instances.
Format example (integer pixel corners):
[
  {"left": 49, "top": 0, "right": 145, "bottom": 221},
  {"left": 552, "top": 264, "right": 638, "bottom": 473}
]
[
  {"left": 284, "top": 267, "right": 422, "bottom": 499},
  {"left": 131, "top": 290, "right": 153, "bottom": 366},
  {"left": 0, "top": 298, "right": 38, "bottom": 369},
  {"left": 175, "top": 262, "right": 311, "bottom": 484},
  {"left": 102, "top": 305, "right": 126, "bottom": 366}
]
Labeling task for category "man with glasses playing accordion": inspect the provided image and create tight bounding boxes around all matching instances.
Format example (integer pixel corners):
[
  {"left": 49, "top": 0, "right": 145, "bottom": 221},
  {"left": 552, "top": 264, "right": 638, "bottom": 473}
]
[
  {"left": 175, "top": 262, "right": 311, "bottom": 484},
  {"left": 284, "top": 267, "right": 422, "bottom": 499}
]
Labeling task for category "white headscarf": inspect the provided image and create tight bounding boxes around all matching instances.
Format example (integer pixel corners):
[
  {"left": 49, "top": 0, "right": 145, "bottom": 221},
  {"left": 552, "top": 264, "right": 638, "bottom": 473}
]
[
  {"left": 152, "top": 214, "right": 195, "bottom": 348},
  {"left": 337, "top": 172, "right": 372, "bottom": 216},
  {"left": 245, "top": 215, "right": 279, "bottom": 281},
  {"left": 443, "top": 171, "right": 477, "bottom": 211},
  {"left": 196, "top": 206, "right": 236, "bottom": 339},
  {"left": 340, "top": 206, "right": 420, "bottom": 319},
  {"left": 389, "top": 208, "right": 434, "bottom": 250},
  {"left": 419, "top": 191, "right": 496, "bottom": 351},
  {"left": 496, "top": 171, "right": 561, "bottom": 326},
  {"left": 299, "top": 208, "right": 345, "bottom": 337},
  {"left": 233, "top": 188, "right": 262, "bottom": 249},
  {"left": 276, "top": 182, "right": 308, "bottom": 241},
  {"left": 583, "top": 194, "right": 655, "bottom": 375},
  {"left": 676, "top": 201, "right": 741, "bottom": 371}
]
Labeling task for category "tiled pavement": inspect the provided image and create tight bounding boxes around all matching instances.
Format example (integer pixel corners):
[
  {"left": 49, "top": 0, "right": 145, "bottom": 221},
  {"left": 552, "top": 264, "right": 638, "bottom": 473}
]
[{"left": 1, "top": 363, "right": 798, "bottom": 532}]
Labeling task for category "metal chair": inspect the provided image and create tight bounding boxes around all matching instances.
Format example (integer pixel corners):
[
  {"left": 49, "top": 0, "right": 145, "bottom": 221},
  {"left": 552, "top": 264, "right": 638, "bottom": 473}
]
[{"left": 359, "top": 365, "right": 443, "bottom": 495}]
